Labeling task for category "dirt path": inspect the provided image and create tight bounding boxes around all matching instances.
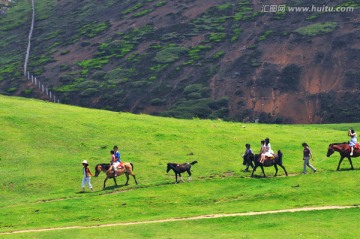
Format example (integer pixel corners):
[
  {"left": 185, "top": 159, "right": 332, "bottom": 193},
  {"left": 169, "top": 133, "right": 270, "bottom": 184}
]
[{"left": 1, "top": 205, "right": 358, "bottom": 235}]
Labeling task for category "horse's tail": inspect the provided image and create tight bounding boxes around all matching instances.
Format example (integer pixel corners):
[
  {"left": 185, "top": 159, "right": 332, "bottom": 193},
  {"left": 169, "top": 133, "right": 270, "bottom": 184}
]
[
  {"left": 94, "top": 165, "right": 99, "bottom": 177},
  {"left": 277, "top": 150, "right": 283, "bottom": 164},
  {"left": 130, "top": 162, "right": 134, "bottom": 171},
  {"left": 190, "top": 161, "right": 198, "bottom": 165}
]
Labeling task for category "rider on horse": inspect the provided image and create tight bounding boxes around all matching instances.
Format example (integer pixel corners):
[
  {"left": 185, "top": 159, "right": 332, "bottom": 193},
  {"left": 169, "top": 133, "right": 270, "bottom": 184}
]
[
  {"left": 107, "top": 146, "right": 124, "bottom": 177},
  {"left": 260, "top": 138, "right": 274, "bottom": 164},
  {"left": 348, "top": 128, "right": 357, "bottom": 156}
]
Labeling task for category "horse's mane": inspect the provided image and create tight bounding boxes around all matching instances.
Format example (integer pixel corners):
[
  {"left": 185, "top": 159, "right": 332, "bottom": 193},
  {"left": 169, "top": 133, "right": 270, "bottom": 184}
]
[
  {"left": 96, "top": 163, "right": 111, "bottom": 170},
  {"left": 329, "top": 142, "right": 348, "bottom": 146}
]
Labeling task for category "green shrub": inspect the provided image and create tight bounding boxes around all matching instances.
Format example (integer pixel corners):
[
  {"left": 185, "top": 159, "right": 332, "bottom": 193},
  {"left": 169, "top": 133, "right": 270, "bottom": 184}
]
[
  {"left": 231, "top": 27, "right": 242, "bottom": 42},
  {"left": 188, "top": 45, "right": 211, "bottom": 61},
  {"left": 183, "top": 84, "right": 204, "bottom": 95},
  {"left": 183, "top": 84, "right": 210, "bottom": 99},
  {"left": 209, "top": 97, "right": 229, "bottom": 109},
  {"left": 187, "top": 92, "right": 202, "bottom": 99},
  {"left": 150, "top": 64, "right": 169, "bottom": 72},
  {"left": 59, "top": 64, "right": 71, "bottom": 71},
  {"left": 233, "top": 1, "right": 254, "bottom": 21},
  {"left": 160, "top": 32, "right": 178, "bottom": 41},
  {"left": 154, "top": 46, "right": 187, "bottom": 63},
  {"left": 7, "top": 87, "right": 17, "bottom": 93},
  {"left": 80, "top": 88, "right": 98, "bottom": 97},
  {"left": 60, "top": 50, "right": 70, "bottom": 55},
  {"left": 149, "top": 76, "right": 157, "bottom": 81},
  {"left": 132, "top": 9, "right": 153, "bottom": 17},
  {"left": 78, "top": 21, "right": 111, "bottom": 38},
  {"left": 59, "top": 74, "right": 73, "bottom": 83},
  {"left": 208, "top": 32, "right": 226, "bottom": 42},
  {"left": 130, "top": 81, "right": 151, "bottom": 88},
  {"left": 164, "top": 98, "right": 214, "bottom": 119},
  {"left": 295, "top": 22, "right": 337, "bottom": 36},
  {"left": 155, "top": 1, "right": 167, "bottom": 7},
  {"left": 78, "top": 57, "right": 109, "bottom": 69},
  {"left": 99, "top": 40, "right": 135, "bottom": 58},
  {"left": 150, "top": 98, "right": 166, "bottom": 106},
  {"left": 212, "top": 51, "right": 225, "bottom": 60},
  {"left": 122, "top": 3, "right": 144, "bottom": 14},
  {"left": 217, "top": 3, "right": 233, "bottom": 10},
  {"left": 22, "top": 89, "right": 33, "bottom": 95},
  {"left": 258, "top": 30, "right": 273, "bottom": 41},
  {"left": 92, "top": 71, "right": 106, "bottom": 80}
]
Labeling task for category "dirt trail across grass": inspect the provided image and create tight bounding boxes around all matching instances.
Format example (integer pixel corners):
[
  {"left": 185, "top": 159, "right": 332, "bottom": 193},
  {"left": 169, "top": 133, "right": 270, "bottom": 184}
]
[{"left": 1, "top": 205, "right": 358, "bottom": 235}]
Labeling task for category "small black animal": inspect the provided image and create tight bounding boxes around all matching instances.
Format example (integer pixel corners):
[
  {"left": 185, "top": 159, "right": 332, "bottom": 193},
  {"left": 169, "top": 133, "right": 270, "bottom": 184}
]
[{"left": 167, "top": 161, "right": 198, "bottom": 183}]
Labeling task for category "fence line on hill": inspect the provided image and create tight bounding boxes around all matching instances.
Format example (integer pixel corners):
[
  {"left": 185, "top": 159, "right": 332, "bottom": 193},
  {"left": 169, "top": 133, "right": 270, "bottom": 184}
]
[
  {"left": 25, "top": 71, "right": 60, "bottom": 103},
  {"left": 23, "top": 0, "right": 34, "bottom": 77},
  {"left": 23, "top": 0, "right": 60, "bottom": 103}
]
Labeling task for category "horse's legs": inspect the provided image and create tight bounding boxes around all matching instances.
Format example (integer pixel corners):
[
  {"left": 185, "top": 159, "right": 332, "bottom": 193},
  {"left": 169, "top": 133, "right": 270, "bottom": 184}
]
[
  {"left": 187, "top": 170, "right": 192, "bottom": 181},
  {"left": 278, "top": 164, "right": 288, "bottom": 176},
  {"left": 113, "top": 177, "right": 118, "bottom": 187},
  {"left": 337, "top": 156, "right": 345, "bottom": 171},
  {"left": 125, "top": 173, "right": 130, "bottom": 186},
  {"left": 274, "top": 164, "right": 278, "bottom": 177},
  {"left": 103, "top": 177, "right": 109, "bottom": 190},
  {"left": 132, "top": 174, "right": 138, "bottom": 184},
  {"left": 347, "top": 156, "right": 355, "bottom": 170},
  {"left": 174, "top": 173, "right": 178, "bottom": 184},
  {"left": 251, "top": 165, "right": 258, "bottom": 177},
  {"left": 260, "top": 166, "right": 266, "bottom": 177},
  {"left": 179, "top": 173, "right": 185, "bottom": 182}
]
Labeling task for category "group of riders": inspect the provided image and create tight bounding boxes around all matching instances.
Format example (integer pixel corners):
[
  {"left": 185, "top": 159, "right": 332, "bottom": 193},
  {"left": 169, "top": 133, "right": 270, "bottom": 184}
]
[
  {"left": 242, "top": 137, "right": 274, "bottom": 172},
  {"left": 242, "top": 128, "right": 358, "bottom": 172}
]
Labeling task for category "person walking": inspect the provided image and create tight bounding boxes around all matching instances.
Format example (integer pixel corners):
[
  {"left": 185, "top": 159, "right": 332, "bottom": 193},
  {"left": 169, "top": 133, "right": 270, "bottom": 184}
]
[
  {"left": 82, "top": 160, "right": 94, "bottom": 192},
  {"left": 242, "top": 143, "right": 254, "bottom": 172},
  {"left": 302, "top": 143, "right": 316, "bottom": 174}
]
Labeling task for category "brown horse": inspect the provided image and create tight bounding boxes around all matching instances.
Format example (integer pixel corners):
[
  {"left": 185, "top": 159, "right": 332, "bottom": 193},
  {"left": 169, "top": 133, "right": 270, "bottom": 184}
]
[
  {"left": 94, "top": 163, "right": 138, "bottom": 189},
  {"left": 326, "top": 142, "right": 359, "bottom": 170},
  {"left": 248, "top": 150, "right": 288, "bottom": 177},
  {"left": 167, "top": 161, "right": 197, "bottom": 183}
]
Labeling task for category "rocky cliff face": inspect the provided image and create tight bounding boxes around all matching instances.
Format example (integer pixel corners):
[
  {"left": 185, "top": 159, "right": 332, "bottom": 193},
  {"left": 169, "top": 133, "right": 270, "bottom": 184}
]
[{"left": 1, "top": 0, "right": 360, "bottom": 123}]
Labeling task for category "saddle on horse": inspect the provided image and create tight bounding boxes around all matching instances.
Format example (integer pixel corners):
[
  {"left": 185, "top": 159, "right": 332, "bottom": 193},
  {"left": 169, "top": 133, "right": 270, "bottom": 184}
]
[
  {"left": 345, "top": 142, "right": 360, "bottom": 153},
  {"left": 347, "top": 142, "right": 359, "bottom": 151}
]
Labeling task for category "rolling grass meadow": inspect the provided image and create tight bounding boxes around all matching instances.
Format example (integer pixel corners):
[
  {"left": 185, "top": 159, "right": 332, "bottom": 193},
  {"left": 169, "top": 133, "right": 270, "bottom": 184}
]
[{"left": 0, "top": 94, "right": 359, "bottom": 238}]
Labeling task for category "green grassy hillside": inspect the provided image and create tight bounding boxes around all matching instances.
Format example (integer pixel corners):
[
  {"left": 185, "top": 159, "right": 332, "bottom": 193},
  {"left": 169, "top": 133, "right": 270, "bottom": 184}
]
[{"left": 0, "top": 95, "right": 359, "bottom": 237}]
